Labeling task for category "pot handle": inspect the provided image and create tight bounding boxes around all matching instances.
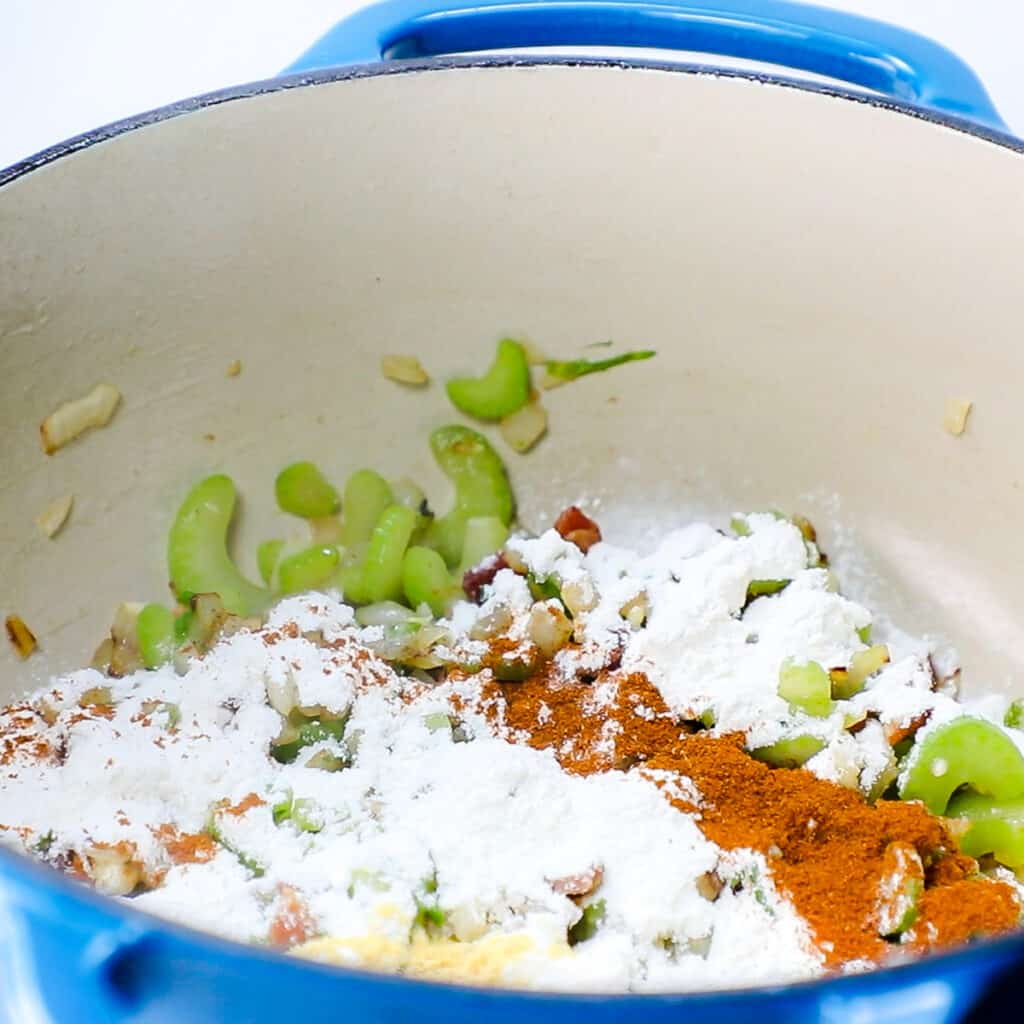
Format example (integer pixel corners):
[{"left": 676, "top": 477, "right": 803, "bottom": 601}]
[{"left": 285, "top": 0, "right": 1005, "bottom": 131}]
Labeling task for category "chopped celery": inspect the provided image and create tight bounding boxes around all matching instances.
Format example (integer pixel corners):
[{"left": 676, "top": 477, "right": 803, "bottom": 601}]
[
  {"left": 528, "top": 573, "right": 562, "bottom": 603},
  {"left": 1005, "top": 700, "right": 1024, "bottom": 730},
  {"left": 305, "top": 749, "right": 348, "bottom": 772},
  {"left": 730, "top": 517, "right": 751, "bottom": 537},
  {"left": 446, "top": 339, "right": 530, "bottom": 420},
  {"left": 351, "top": 505, "right": 419, "bottom": 605},
  {"left": 390, "top": 477, "right": 429, "bottom": 513},
  {"left": 831, "top": 644, "right": 890, "bottom": 700},
  {"left": 899, "top": 718, "right": 1024, "bottom": 814},
  {"left": 205, "top": 815, "right": 265, "bottom": 877},
  {"left": 271, "top": 793, "right": 293, "bottom": 826},
  {"left": 876, "top": 842, "right": 923, "bottom": 937},
  {"left": 274, "top": 461, "right": 340, "bottom": 519},
  {"left": 257, "top": 539, "right": 284, "bottom": 587},
  {"left": 747, "top": 579, "right": 790, "bottom": 600},
  {"left": 946, "top": 792, "right": 1024, "bottom": 868},
  {"left": 545, "top": 350, "right": 655, "bottom": 385},
  {"left": 425, "top": 426, "right": 515, "bottom": 566},
  {"left": 413, "top": 902, "right": 446, "bottom": 931},
  {"left": 136, "top": 603, "right": 177, "bottom": 669},
  {"left": 777, "top": 660, "right": 834, "bottom": 718},
  {"left": 277, "top": 545, "right": 341, "bottom": 595},
  {"left": 402, "top": 546, "right": 458, "bottom": 617},
  {"left": 291, "top": 798, "right": 323, "bottom": 833},
  {"left": 339, "top": 470, "right": 394, "bottom": 552},
  {"left": 347, "top": 869, "right": 389, "bottom": 898},
  {"left": 167, "top": 475, "right": 269, "bottom": 617},
  {"left": 568, "top": 899, "right": 606, "bottom": 945},
  {"left": 751, "top": 735, "right": 826, "bottom": 768},
  {"left": 458, "top": 516, "right": 509, "bottom": 573},
  {"left": 857, "top": 625, "right": 873, "bottom": 644},
  {"left": 424, "top": 712, "right": 453, "bottom": 733},
  {"left": 272, "top": 714, "right": 347, "bottom": 765}
]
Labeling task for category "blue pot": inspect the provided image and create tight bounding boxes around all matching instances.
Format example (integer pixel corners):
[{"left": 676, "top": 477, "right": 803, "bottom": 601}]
[{"left": 1, "top": 3, "right": 1021, "bottom": 1022}]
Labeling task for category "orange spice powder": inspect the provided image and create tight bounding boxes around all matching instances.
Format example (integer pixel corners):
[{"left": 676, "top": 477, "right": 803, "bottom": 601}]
[{"left": 478, "top": 666, "right": 1020, "bottom": 967}]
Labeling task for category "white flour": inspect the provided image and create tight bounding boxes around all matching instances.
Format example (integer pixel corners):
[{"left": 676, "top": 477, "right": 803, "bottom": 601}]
[{"left": 0, "top": 513, "right": 1018, "bottom": 991}]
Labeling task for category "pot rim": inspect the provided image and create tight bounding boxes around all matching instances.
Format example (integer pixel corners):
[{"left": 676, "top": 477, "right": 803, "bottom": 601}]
[{"left": 2, "top": 54, "right": 1023, "bottom": 190}]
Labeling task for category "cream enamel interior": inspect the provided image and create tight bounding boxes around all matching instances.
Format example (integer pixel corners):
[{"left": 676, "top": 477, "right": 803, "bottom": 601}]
[{"left": 1, "top": 64, "right": 1023, "bottom": 702}]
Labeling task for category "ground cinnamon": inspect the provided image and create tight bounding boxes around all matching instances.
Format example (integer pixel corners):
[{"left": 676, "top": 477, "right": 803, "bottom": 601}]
[{"left": 478, "top": 665, "right": 1020, "bottom": 967}]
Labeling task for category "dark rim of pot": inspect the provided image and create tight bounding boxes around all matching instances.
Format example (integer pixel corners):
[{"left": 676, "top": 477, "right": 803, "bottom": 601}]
[{"left": 2, "top": 54, "right": 1023, "bottom": 187}]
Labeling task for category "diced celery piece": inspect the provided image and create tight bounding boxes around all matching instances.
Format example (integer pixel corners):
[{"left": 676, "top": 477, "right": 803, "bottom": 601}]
[
  {"left": 751, "top": 735, "right": 826, "bottom": 768},
  {"left": 458, "top": 516, "right": 509, "bottom": 573},
  {"left": 568, "top": 899, "right": 606, "bottom": 945},
  {"left": 277, "top": 545, "right": 340, "bottom": 595},
  {"left": 946, "top": 792, "right": 1024, "bottom": 869},
  {"left": 778, "top": 660, "right": 834, "bottom": 718},
  {"left": 275, "top": 461, "right": 340, "bottom": 519},
  {"left": 729, "top": 516, "right": 751, "bottom": 537},
  {"left": 831, "top": 644, "right": 890, "bottom": 700},
  {"left": 446, "top": 339, "right": 530, "bottom": 420},
  {"left": 136, "top": 603, "right": 177, "bottom": 669},
  {"left": 257, "top": 539, "right": 285, "bottom": 587},
  {"left": 425, "top": 426, "right": 515, "bottom": 566},
  {"left": 339, "top": 470, "right": 394, "bottom": 552},
  {"left": 899, "top": 718, "right": 1024, "bottom": 814},
  {"left": 1005, "top": 699, "right": 1024, "bottom": 731},
  {"left": 424, "top": 713, "right": 453, "bottom": 733},
  {"left": 857, "top": 625, "right": 873, "bottom": 644},
  {"left": 545, "top": 350, "right": 655, "bottom": 384},
  {"left": 747, "top": 579, "right": 790, "bottom": 600},
  {"left": 272, "top": 715, "right": 347, "bottom": 765},
  {"left": 167, "top": 475, "right": 269, "bottom": 616},
  {"left": 402, "top": 546, "right": 458, "bottom": 618},
  {"left": 528, "top": 573, "right": 562, "bottom": 603},
  {"left": 354, "top": 505, "right": 419, "bottom": 605},
  {"left": 876, "top": 842, "right": 923, "bottom": 937}
]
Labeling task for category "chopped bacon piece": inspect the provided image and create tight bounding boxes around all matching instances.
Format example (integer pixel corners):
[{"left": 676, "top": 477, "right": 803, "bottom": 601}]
[
  {"left": 548, "top": 863, "right": 604, "bottom": 897},
  {"left": 553, "top": 506, "right": 602, "bottom": 553},
  {"left": 463, "top": 554, "right": 509, "bottom": 603}
]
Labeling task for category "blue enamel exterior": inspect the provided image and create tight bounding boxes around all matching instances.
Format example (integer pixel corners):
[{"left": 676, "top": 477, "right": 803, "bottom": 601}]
[
  {"left": 286, "top": 0, "right": 1006, "bottom": 130},
  {"left": 1, "top": 3, "right": 1022, "bottom": 1021},
  {"left": 3, "top": 839, "right": 1024, "bottom": 1023}
]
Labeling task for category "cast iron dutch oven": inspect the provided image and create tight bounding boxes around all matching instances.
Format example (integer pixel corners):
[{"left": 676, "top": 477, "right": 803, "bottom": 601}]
[{"left": 1, "top": 1, "right": 1023, "bottom": 1021}]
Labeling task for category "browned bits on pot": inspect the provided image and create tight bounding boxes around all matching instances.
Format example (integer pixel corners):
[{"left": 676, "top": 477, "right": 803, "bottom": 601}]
[
  {"left": 5, "top": 615, "right": 37, "bottom": 659},
  {"left": 553, "top": 506, "right": 602, "bottom": 553}
]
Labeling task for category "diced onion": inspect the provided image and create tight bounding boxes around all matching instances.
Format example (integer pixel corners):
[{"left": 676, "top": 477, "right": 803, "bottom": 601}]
[
  {"left": 226, "top": 360, "right": 242, "bottom": 377},
  {"left": 527, "top": 600, "right": 573, "bottom": 656},
  {"left": 381, "top": 355, "right": 429, "bottom": 386},
  {"left": 500, "top": 401, "right": 547, "bottom": 454},
  {"left": 40, "top": 383, "right": 122, "bottom": 454},
  {"left": 943, "top": 398, "right": 972, "bottom": 436},
  {"left": 36, "top": 494, "right": 74, "bottom": 539}
]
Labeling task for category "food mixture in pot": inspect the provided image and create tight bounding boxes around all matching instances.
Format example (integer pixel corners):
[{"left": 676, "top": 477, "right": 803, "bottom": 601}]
[{"left": 2, "top": 342, "right": 1023, "bottom": 992}]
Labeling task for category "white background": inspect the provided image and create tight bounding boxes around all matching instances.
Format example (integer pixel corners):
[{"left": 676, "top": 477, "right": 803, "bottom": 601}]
[{"left": 2, "top": 0, "right": 1024, "bottom": 169}]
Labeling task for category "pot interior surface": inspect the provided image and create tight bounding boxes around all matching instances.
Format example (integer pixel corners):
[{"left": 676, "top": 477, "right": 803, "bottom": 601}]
[{"left": 1, "top": 63, "right": 1022, "bottom": 705}]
